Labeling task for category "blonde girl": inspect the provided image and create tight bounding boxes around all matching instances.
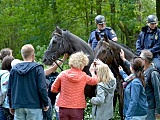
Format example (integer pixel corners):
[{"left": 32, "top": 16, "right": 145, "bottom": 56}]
[{"left": 91, "top": 59, "right": 116, "bottom": 120}]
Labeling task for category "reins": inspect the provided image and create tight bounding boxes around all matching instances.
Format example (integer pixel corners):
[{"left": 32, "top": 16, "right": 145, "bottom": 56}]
[{"left": 53, "top": 58, "right": 64, "bottom": 71}]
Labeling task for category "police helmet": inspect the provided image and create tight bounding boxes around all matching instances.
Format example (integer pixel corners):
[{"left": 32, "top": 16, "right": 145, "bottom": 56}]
[
  {"left": 95, "top": 15, "right": 106, "bottom": 24},
  {"left": 147, "top": 15, "right": 158, "bottom": 24}
]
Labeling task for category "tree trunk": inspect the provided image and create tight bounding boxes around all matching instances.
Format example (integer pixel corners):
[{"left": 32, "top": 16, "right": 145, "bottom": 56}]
[
  {"left": 96, "top": 0, "right": 102, "bottom": 15},
  {"left": 156, "top": 0, "right": 160, "bottom": 24},
  {"left": 109, "top": 0, "right": 116, "bottom": 30}
]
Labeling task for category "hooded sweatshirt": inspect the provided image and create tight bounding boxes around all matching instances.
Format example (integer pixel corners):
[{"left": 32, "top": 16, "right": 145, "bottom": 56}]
[
  {"left": 0, "top": 70, "right": 10, "bottom": 108},
  {"left": 91, "top": 78, "right": 116, "bottom": 120},
  {"left": 8, "top": 62, "right": 48, "bottom": 109},
  {"left": 51, "top": 68, "right": 98, "bottom": 108}
]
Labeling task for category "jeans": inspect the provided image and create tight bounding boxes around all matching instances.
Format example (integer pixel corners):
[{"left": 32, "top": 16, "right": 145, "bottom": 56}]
[
  {"left": 3, "top": 108, "right": 14, "bottom": 120},
  {"left": 0, "top": 106, "right": 7, "bottom": 120},
  {"left": 59, "top": 107, "right": 84, "bottom": 120},
  {"left": 14, "top": 108, "right": 43, "bottom": 120},
  {"left": 131, "top": 115, "right": 147, "bottom": 120},
  {"left": 146, "top": 109, "right": 155, "bottom": 120},
  {"left": 55, "top": 109, "right": 59, "bottom": 120}
]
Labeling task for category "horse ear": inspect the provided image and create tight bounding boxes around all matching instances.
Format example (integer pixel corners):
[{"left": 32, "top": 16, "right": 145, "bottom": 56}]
[
  {"left": 95, "top": 31, "right": 101, "bottom": 41},
  {"left": 104, "top": 33, "right": 109, "bottom": 43},
  {"left": 56, "top": 26, "right": 62, "bottom": 35}
]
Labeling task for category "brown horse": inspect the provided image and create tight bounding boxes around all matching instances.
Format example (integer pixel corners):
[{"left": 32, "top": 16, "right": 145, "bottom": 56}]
[{"left": 94, "top": 32, "right": 137, "bottom": 120}]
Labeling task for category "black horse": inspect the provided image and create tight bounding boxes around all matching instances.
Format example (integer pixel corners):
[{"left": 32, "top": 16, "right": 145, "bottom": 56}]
[
  {"left": 94, "top": 33, "right": 137, "bottom": 120},
  {"left": 43, "top": 26, "right": 96, "bottom": 98}
]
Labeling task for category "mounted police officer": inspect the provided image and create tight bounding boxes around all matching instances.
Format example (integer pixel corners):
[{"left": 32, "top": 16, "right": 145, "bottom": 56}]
[
  {"left": 88, "top": 15, "right": 118, "bottom": 51},
  {"left": 136, "top": 15, "right": 160, "bottom": 72}
]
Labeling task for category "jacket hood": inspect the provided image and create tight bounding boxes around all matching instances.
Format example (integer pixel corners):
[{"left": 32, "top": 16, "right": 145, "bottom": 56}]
[
  {"left": 98, "top": 78, "right": 116, "bottom": 94},
  {"left": 12, "top": 62, "right": 42, "bottom": 75},
  {"left": 63, "top": 68, "right": 85, "bottom": 83}
]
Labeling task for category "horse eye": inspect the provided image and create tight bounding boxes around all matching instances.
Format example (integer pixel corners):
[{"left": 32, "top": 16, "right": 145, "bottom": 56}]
[
  {"left": 51, "top": 36, "right": 58, "bottom": 43},
  {"left": 102, "top": 50, "right": 106, "bottom": 53},
  {"left": 52, "top": 39, "right": 57, "bottom": 44}
]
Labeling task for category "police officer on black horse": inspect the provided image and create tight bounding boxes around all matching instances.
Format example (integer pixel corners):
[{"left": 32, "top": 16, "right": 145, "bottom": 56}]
[
  {"left": 88, "top": 15, "right": 118, "bottom": 51},
  {"left": 136, "top": 15, "right": 160, "bottom": 72}
]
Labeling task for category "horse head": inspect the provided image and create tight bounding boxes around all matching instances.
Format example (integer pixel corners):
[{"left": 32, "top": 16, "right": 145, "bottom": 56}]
[
  {"left": 94, "top": 32, "right": 137, "bottom": 76},
  {"left": 43, "top": 26, "right": 73, "bottom": 65},
  {"left": 94, "top": 32, "right": 114, "bottom": 65}
]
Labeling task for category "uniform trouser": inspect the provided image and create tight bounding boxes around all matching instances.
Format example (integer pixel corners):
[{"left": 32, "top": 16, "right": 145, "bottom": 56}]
[
  {"left": 153, "top": 58, "right": 160, "bottom": 72},
  {"left": 14, "top": 108, "right": 43, "bottom": 120}
]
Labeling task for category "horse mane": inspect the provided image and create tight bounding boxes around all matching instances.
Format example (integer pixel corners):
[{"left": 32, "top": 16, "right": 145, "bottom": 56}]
[
  {"left": 62, "top": 30, "right": 93, "bottom": 54},
  {"left": 109, "top": 40, "right": 137, "bottom": 56}
]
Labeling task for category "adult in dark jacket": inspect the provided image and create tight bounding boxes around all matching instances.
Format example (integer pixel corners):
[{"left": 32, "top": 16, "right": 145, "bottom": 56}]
[
  {"left": 8, "top": 44, "right": 49, "bottom": 120},
  {"left": 120, "top": 49, "right": 160, "bottom": 120}
]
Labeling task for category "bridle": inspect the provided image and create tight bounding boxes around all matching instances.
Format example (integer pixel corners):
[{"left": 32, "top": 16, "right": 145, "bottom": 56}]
[
  {"left": 100, "top": 40, "right": 124, "bottom": 82},
  {"left": 101, "top": 41, "right": 114, "bottom": 64},
  {"left": 45, "top": 31, "right": 70, "bottom": 71}
]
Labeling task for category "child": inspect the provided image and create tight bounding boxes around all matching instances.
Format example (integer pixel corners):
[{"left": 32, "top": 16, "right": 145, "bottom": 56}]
[{"left": 91, "top": 59, "right": 116, "bottom": 120}]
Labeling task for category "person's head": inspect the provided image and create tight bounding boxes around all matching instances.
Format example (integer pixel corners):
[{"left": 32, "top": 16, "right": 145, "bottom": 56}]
[
  {"left": 139, "top": 49, "right": 153, "bottom": 64},
  {"left": 2, "top": 56, "right": 14, "bottom": 71},
  {"left": 69, "top": 51, "right": 89, "bottom": 70},
  {"left": 95, "top": 15, "right": 106, "bottom": 31},
  {"left": 147, "top": 15, "right": 158, "bottom": 30},
  {"left": 130, "top": 57, "right": 145, "bottom": 86},
  {"left": 11, "top": 59, "right": 22, "bottom": 67},
  {"left": 96, "top": 63, "right": 115, "bottom": 84},
  {"left": 0, "top": 48, "right": 12, "bottom": 60},
  {"left": 21, "top": 44, "right": 35, "bottom": 61}
]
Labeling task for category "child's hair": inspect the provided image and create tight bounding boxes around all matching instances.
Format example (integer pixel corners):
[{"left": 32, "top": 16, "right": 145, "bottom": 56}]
[
  {"left": 69, "top": 51, "right": 89, "bottom": 70},
  {"left": 2, "top": 56, "right": 14, "bottom": 71},
  {"left": 131, "top": 57, "right": 145, "bottom": 86},
  {"left": 96, "top": 63, "right": 115, "bottom": 84}
]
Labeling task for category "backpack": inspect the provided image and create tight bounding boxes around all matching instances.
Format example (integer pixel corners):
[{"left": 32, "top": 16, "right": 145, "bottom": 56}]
[
  {"left": 46, "top": 72, "right": 59, "bottom": 106},
  {"left": 0, "top": 72, "right": 8, "bottom": 105},
  {"left": 146, "top": 68, "right": 160, "bottom": 87}
]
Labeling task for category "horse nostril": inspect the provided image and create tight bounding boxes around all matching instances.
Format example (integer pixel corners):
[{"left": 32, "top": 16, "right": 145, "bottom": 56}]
[
  {"left": 43, "top": 58, "right": 46, "bottom": 63},
  {"left": 52, "top": 55, "right": 56, "bottom": 60}
]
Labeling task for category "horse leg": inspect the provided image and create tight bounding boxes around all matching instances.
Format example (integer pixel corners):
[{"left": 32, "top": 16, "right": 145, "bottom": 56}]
[
  {"left": 118, "top": 81, "right": 124, "bottom": 120},
  {"left": 113, "top": 89, "right": 118, "bottom": 111}
]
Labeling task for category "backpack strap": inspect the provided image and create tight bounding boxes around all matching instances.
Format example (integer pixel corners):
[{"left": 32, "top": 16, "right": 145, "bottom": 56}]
[
  {"left": 0, "top": 72, "right": 9, "bottom": 105},
  {"left": 147, "top": 68, "right": 159, "bottom": 87}
]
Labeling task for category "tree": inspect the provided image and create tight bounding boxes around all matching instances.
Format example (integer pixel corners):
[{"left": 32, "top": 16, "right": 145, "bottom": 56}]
[{"left": 156, "top": 0, "right": 160, "bottom": 23}]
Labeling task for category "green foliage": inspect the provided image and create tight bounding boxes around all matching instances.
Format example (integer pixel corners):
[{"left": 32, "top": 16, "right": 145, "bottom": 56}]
[
  {"left": 0, "top": 1, "right": 157, "bottom": 118},
  {"left": 0, "top": 0, "right": 157, "bottom": 57},
  {"left": 84, "top": 98, "right": 92, "bottom": 119},
  {"left": 35, "top": 45, "right": 47, "bottom": 63}
]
